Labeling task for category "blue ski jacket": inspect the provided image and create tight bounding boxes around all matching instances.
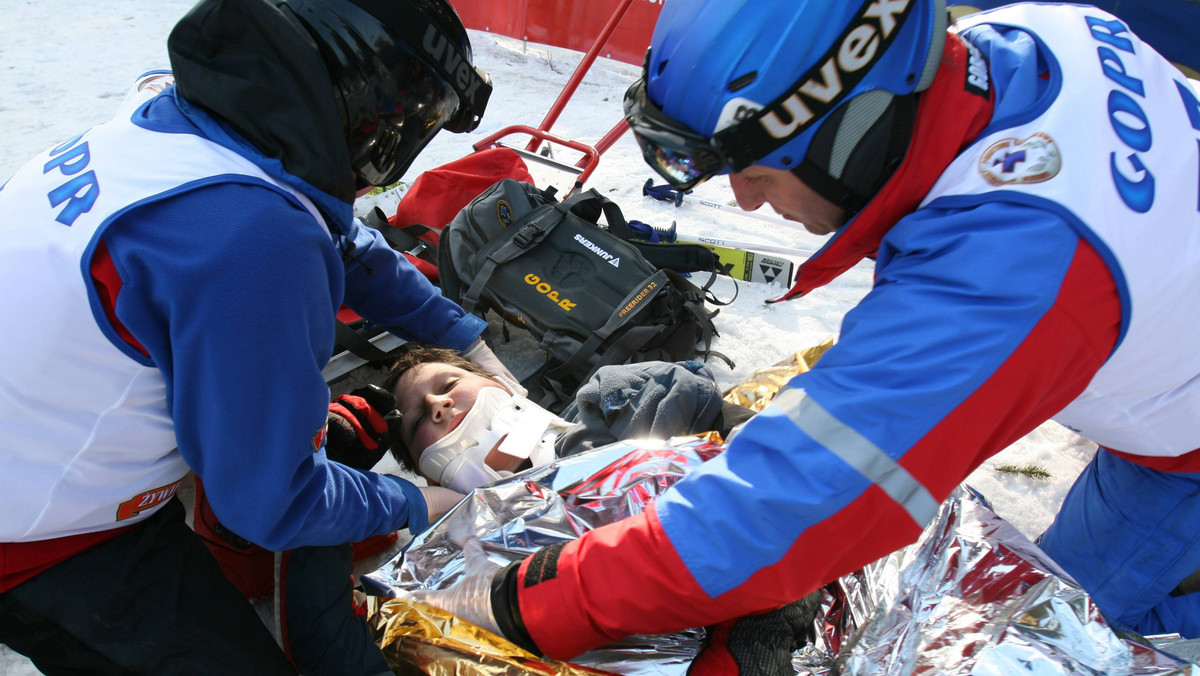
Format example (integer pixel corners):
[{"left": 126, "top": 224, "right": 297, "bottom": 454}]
[{"left": 507, "top": 5, "right": 1200, "bottom": 657}]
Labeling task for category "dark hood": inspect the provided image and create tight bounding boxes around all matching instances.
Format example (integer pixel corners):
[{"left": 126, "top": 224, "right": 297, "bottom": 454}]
[{"left": 168, "top": 0, "right": 356, "bottom": 203}]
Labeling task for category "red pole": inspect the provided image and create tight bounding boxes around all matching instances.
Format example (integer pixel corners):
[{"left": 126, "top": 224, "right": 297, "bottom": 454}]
[
  {"left": 525, "top": 0, "right": 636, "bottom": 153},
  {"left": 586, "top": 118, "right": 632, "bottom": 163}
]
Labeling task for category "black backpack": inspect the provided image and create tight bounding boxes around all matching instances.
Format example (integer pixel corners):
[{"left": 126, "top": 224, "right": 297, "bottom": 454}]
[{"left": 437, "top": 179, "right": 728, "bottom": 411}]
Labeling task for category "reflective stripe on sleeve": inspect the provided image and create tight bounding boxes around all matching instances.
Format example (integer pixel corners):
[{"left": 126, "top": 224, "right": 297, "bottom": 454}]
[{"left": 770, "top": 388, "right": 941, "bottom": 527}]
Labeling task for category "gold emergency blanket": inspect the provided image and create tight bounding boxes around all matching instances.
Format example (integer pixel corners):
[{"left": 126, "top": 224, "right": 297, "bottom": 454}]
[
  {"left": 366, "top": 595, "right": 608, "bottom": 676},
  {"left": 722, "top": 336, "right": 834, "bottom": 411}
]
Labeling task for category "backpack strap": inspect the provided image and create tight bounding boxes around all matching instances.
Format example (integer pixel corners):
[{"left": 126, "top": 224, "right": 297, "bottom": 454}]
[
  {"left": 542, "top": 269, "right": 674, "bottom": 393},
  {"left": 664, "top": 267, "right": 728, "bottom": 362},
  {"left": 361, "top": 206, "right": 438, "bottom": 259},
  {"left": 563, "top": 189, "right": 719, "bottom": 274},
  {"left": 628, "top": 241, "right": 718, "bottom": 274},
  {"left": 333, "top": 319, "right": 393, "bottom": 363},
  {"left": 458, "top": 200, "right": 573, "bottom": 313},
  {"left": 560, "top": 187, "right": 625, "bottom": 234}
]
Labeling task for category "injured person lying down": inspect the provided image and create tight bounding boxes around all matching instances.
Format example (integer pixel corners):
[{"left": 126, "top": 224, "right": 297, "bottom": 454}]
[{"left": 379, "top": 343, "right": 755, "bottom": 493}]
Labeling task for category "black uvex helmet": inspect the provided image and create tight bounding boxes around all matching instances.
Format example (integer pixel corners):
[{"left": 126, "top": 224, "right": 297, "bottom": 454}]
[{"left": 279, "top": 0, "right": 493, "bottom": 189}]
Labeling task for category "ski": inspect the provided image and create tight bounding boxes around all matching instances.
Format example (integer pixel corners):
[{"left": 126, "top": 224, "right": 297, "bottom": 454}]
[
  {"left": 675, "top": 231, "right": 814, "bottom": 260},
  {"left": 677, "top": 235, "right": 797, "bottom": 286},
  {"left": 627, "top": 219, "right": 804, "bottom": 287},
  {"left": 353, "top": 180, "right": 410, "bottom": 221}
]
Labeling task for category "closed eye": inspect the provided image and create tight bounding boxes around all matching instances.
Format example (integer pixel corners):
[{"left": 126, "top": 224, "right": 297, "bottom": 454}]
[
  {"left": 403, "top": 411, "right": 423, "bottom": 443},
  {"left": 405, "top": 377, "right": 457, "bottom": 441}
]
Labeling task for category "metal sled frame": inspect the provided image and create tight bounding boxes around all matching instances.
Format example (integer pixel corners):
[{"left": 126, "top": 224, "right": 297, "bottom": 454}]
[{"left": 469, "top": 0, "right": 637, "bottom": 196}]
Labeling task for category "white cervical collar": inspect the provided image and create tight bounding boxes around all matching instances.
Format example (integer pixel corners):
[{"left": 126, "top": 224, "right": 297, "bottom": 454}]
[{"left": 418, "top": 379, "right": 570, "bottom": 494}]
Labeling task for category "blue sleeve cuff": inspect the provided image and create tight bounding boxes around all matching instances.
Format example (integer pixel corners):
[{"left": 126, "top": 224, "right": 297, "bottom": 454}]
[
  {"left": 386, "top": 474, "right": 429, "bottom": 534},
  {"left": 435, "top": 312, "right": 487, "bottom": 352}
]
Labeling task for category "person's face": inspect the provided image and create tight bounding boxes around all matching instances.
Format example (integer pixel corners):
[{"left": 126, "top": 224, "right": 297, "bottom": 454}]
[
  {"left": 392, "top": 363, "right": 521, "bottom": 481},
  {"left": 728, "top": 165, "right": 847, "bottom": 236}
]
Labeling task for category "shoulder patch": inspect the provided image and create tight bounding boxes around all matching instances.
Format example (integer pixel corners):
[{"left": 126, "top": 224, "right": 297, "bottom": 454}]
[{"left": 978, "top": 132, "right": 1062, "bottom": 186}]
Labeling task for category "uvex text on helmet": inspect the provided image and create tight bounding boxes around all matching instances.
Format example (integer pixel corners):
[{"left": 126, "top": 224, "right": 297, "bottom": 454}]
[{"left": 627, "top": 0, "right": 946, "bottom": 209}]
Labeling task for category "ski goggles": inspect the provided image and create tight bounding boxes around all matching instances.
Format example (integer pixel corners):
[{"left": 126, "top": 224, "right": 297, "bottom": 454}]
[
  {"left": 285, "top": 0, "right": 492, "bottom": 187},
  {"left": 339, "top": 0, "right": 492, "bottom": 134},
  {"left": 623, "top": 78, "right": 734, "bottom": 191},
  {"left": 348, "top": 70, "right": 461, "bottom": 188},
  {"left": 343, "top": 19, "right": 490, "bottom": 187}
]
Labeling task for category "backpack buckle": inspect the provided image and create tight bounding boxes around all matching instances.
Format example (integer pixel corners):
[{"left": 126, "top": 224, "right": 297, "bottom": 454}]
[{"left": 514, "top": 222, "right": 545, "bottom": 247}]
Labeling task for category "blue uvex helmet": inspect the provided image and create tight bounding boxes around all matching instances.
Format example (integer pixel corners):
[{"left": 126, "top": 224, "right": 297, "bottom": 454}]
[{"left": 625, "top": 0, "right": 947, "bottom": 212}]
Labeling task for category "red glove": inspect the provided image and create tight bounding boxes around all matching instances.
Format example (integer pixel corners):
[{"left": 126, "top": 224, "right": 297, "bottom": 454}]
[
  {"left": 326, "top": 384, "right": 400, "bottom": 470},
  {"left": 687, "top": 592, "right": 822, "bottom": 675}
]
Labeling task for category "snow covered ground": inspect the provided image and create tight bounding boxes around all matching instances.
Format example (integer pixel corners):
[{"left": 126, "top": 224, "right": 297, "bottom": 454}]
[{"left": 0, "top": 1, "right": 1101, "bottom": 672}]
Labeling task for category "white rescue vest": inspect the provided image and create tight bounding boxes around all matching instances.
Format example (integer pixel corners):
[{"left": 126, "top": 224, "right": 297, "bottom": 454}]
[
  {"left": 925, "top": 6, "right": 1200, "bottom": 457},
  {"left": 0, "top": 79, "right": 329, "bottom": 541}
]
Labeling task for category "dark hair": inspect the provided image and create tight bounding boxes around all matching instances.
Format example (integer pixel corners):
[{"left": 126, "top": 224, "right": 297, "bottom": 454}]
[{"left": 382, "top": 343, "right": 497, "bottom": 472}]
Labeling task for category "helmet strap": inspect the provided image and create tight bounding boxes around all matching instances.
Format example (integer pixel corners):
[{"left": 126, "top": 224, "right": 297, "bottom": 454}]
[
  {"left": 782, "top": 0, "right": 947, "bottom": 215},
  {"left": 792, "top": 91, "right": 916, "bottom": 216}
]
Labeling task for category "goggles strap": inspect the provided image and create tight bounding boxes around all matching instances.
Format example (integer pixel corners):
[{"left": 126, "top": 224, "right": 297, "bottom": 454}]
[{"left": 712, "top": 0, "right": 918, "bottom": 170}]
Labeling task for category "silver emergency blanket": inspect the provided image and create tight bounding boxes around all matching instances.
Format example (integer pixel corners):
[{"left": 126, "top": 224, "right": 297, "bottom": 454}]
[
  {"left": 807, "top": 488, "right": 1197, "bottom": 675},
  {"left": 365, "top": 438, "right": 1197, "bottom": 675},
  {"left": 365, "top": 437, "right": 716, "bottom": 674}
]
